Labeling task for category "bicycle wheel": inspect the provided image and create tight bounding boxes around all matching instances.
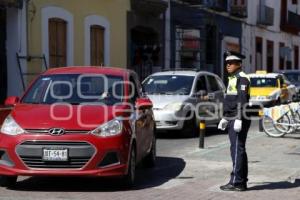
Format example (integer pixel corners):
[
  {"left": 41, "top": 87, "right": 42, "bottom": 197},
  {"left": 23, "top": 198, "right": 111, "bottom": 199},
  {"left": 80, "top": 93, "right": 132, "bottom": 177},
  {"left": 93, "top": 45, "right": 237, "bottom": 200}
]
[
  {"left": 293, "top": 110, "right": 300, "bottom": 131},
  {"left": 262, "top": 115, "right": 290, "bottom": 137},
  {"left": 274, "top": 114, "right": 293, "bottom": 134}
]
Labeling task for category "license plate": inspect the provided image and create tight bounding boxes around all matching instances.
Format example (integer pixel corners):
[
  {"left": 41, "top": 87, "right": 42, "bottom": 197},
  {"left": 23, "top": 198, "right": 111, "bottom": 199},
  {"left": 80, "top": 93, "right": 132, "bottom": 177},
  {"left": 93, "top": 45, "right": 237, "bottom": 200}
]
[{"left": 43, "top": 149, "right": 68, "bottom": 161}]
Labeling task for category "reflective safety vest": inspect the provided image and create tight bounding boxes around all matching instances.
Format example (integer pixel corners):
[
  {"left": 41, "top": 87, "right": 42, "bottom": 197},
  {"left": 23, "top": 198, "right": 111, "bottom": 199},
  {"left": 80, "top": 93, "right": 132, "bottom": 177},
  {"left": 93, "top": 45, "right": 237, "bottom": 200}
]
[
  {"left": 226, "top": 71, "right": 250, "bottom": 96},
  {"left": 224, "top": 70, "right": 250, "bottom": 119}
]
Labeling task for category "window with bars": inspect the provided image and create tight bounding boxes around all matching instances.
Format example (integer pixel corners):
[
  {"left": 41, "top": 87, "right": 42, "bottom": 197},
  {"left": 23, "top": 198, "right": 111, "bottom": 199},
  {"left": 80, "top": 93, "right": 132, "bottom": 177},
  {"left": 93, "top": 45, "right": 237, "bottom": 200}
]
[
  {"left": 175, "top": 27, "right": 202, "bottom": 69},
  {"left": 49, "top": 18, "right": 67, "bottom": 68},
  {"left": 90, "top": 25, "right": 104, "bottom": 66}
]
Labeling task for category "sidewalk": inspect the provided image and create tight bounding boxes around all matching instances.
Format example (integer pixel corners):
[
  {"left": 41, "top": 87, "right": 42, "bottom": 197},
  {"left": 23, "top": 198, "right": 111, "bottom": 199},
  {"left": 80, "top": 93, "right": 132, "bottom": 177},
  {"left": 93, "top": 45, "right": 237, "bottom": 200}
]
[{"left": 145, "top": 122, "right": 300, "bottom": 200}]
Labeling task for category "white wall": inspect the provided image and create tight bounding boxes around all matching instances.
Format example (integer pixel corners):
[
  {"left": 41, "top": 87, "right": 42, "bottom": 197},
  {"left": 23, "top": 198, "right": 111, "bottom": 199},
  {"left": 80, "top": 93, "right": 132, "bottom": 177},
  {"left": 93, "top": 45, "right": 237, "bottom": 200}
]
[
  {"left": 6, "top": 5, "right": 27, "bottom": 96},
  {"left": 242, "top": 0, "right": 300, "bottom": 72}
]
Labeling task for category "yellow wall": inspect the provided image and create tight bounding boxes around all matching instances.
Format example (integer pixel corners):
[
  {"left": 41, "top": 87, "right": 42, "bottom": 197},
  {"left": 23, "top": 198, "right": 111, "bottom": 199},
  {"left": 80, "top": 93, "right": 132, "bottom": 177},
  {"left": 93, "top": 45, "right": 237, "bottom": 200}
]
[{"left": 27, "top": 0, "right": 130, "bottom": 73}]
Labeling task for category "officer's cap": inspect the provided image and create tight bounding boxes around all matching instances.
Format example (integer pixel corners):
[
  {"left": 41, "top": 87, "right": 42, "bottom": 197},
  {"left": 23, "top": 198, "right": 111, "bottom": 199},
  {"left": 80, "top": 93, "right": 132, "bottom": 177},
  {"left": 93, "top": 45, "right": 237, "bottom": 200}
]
[{"left": 225, "top": 51, "right": 245, "bottom": 62}]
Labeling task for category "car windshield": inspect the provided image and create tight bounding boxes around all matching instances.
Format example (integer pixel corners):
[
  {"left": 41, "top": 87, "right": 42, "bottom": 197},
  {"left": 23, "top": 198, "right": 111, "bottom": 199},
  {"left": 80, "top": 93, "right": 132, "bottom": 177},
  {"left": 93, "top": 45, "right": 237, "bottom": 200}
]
[
  {"left": 22, "top": 74, "right": 124, "bottom": 105},
  {"left": 143, "top": 75, "right": 194, "bottom": 95},
  {"left": 250, "top": 77, "right": 278, "bottom": 87},
  {"left": 284, "top": 73, "right": 300, "bottom": 83}
]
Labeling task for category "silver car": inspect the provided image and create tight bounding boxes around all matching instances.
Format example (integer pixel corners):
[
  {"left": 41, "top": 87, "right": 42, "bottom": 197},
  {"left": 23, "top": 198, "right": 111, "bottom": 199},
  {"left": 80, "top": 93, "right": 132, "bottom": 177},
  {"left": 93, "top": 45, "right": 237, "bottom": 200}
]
[{"left": 142, "top": 70, "right": 225, "bottom": 136}]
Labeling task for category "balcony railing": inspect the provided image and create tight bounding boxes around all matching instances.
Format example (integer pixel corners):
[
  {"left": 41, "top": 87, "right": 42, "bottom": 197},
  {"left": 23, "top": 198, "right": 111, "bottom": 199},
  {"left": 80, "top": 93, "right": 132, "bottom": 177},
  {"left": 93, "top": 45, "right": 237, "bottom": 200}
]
[
  {"left": 287, "top": 11, "right": 300, "bottom": 29},
  {"left": 230, "top": 5, "right": 247, "bottom": 18},
  {"left": 257, "top": 5, "right": 274, "bottom": 26},
  {"left": 131, "top": 0, "right": 168, "bottom": 16}
]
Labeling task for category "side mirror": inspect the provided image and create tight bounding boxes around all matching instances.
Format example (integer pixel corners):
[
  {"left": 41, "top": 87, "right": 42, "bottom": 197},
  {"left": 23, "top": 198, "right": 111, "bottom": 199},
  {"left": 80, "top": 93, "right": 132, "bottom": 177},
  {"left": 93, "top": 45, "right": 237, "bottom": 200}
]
[
  {"left": 282, "top": 83, "right": 288, "bottom": 88},
  {"left": 194, "top": 90, "right": 207, "bottom": 97},
  {"left": 135, "top": 98, "right": 153, "bottom": 110},
  {"left": 4, "top": 96, "right": 20, "bottom": 106}
]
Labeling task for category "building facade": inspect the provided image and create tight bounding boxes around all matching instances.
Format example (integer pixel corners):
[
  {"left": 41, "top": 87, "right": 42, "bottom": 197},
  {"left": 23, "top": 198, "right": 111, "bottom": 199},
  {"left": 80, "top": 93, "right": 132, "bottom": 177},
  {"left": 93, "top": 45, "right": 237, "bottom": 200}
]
[
  {"left": 165, "top": 0, "right": 300, "bottom": 79},
  {"left": 0, "top": 0, "right": 130, "bottom": 102},
  {"left": 127, "top": 0, "right": 168, "bottom": 81},
  {"left": 165, "top": 0, "right": 247, "bottom": 80},
  {"left": 243, "top": 0, "right": 300, "bottom": 73}
]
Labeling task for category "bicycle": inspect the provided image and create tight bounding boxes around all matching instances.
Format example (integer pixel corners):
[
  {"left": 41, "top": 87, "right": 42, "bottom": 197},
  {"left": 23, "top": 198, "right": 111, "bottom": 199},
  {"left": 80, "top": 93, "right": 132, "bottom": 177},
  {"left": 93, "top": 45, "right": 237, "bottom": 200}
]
[{"left": 262, "top": 102, "right": 300, "bottom": 137}]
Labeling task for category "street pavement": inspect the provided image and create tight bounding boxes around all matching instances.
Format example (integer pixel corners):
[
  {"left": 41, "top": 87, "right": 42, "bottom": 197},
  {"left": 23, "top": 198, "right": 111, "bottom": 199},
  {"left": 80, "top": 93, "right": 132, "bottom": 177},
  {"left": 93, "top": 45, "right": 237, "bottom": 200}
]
[{"left": 0, "top": 120, "right": 300, "bottom": 200}]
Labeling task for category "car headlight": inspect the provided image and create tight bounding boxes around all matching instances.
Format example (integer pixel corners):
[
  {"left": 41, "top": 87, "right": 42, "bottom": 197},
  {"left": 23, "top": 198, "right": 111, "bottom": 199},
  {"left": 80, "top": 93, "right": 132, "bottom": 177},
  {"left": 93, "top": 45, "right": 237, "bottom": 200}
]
[
  {"left": 164, "top": 102, "right": 183, "bottom": 111},
  {"left": 0, "top": 115, "right": 25, "bottom": 135},
  {"left": 267, "top": 93, "right": 277, "bottom": 100},
  {"left": 256, "top": 96, "right": 266, "bottom": 100},
  {"left": 91, "top": 118, "right": 123, "bottom": 137}
]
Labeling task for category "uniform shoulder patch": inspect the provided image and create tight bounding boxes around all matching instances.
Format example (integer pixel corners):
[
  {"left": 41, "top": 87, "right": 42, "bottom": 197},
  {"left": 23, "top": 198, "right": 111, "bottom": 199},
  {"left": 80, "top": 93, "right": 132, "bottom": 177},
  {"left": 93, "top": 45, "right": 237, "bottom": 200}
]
[{"left": 241, "top": 85, "right": 247, "bottom": 91}]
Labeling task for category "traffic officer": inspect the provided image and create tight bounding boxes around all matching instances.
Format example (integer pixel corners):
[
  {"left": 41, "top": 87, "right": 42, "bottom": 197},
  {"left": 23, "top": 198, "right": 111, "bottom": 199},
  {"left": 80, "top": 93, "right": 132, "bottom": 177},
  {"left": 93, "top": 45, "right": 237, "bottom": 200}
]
[{"left": 218, "top": 51, "right": 251, "bottom": 192}]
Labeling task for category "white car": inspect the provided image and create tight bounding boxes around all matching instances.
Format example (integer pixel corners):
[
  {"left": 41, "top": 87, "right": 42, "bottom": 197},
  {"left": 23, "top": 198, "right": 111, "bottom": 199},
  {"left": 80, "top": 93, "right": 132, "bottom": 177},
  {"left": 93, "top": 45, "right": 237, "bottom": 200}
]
[{"left": 142, "top": 70, "right": 225, "bottom": 136}]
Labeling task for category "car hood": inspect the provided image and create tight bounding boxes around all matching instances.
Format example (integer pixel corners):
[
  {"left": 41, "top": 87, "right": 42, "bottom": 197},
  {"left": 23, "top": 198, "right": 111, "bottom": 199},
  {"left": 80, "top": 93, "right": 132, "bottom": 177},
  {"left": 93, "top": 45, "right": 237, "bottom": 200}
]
[
  {"left": 147, "top": 95, "right": 189, "bottom": 109},
  {"left": 10, "top": 104, "right": 124, "bottom": 130},
  {"left": 250, "top": 87, "right": 279, "bottom": 97}
]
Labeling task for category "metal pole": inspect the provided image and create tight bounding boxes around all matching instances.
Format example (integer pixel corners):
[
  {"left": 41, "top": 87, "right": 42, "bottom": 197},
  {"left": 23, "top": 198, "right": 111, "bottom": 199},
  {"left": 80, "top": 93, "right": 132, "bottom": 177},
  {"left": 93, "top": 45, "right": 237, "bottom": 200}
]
[
  {"left": 199, "top": 120, "right": 205, "bottom": 148},
  {"left": 258, "top": 109, "right": 264, "bottom": 132}
]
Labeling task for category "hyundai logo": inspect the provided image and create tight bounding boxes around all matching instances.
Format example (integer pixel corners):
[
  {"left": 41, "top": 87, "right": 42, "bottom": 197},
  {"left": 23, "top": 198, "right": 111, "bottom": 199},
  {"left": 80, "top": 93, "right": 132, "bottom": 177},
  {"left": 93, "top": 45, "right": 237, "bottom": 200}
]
[{"left": 48, "top": 128, "right": 65, "bottom": 136}]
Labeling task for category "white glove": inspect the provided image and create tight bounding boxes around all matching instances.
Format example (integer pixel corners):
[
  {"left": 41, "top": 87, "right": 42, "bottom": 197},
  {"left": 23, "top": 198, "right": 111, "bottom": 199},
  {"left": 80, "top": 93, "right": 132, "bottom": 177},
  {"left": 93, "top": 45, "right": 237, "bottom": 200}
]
[
  {"left": 218, "top": 118, "right": 228, "bottom": 130},
  {"left": 234, "top": 119, "right": 242, "bottom": 133}
]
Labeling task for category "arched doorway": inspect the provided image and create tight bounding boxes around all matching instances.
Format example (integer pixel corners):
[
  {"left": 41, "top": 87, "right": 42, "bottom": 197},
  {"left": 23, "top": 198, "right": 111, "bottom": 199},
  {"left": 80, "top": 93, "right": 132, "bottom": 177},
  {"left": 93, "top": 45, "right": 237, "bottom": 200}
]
[
  {"left": 130, "top": 26, "right": 160, "bottom": 81},
  {"left": 0, "top": 9, "right": 7, "bottom": 104}
]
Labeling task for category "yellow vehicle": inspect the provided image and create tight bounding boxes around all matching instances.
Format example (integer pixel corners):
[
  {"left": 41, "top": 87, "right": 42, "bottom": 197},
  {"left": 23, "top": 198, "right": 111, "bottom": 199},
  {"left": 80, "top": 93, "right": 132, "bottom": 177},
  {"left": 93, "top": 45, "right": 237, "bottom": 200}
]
[{"left": 249, "top": 71, "right": 296, "bottom": 107}]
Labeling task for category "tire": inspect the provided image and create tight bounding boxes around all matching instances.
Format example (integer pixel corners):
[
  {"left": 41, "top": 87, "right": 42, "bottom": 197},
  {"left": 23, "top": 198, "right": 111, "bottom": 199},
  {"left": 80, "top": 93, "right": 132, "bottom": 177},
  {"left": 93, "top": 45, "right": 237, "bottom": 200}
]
[
  {"left": 262, "top": 115, "right": 289, "bottom": 137},
  {"left": 294, "top": 111, "right": 300, "bottom": 131},
  {"left": 143, "top": 134, "right": 156, "bottom": 168},
  {"left": 0, "top": 176, "right": 17, "bottom": 188},
  {"left": 182, "top": 114, "right": 197, "bottom": 137},
  {"left": 276, "top": 98, "right": 281, "bottom": 105},
  {"left": 122, "top": 146, "right": 136, "bottom": 188}
]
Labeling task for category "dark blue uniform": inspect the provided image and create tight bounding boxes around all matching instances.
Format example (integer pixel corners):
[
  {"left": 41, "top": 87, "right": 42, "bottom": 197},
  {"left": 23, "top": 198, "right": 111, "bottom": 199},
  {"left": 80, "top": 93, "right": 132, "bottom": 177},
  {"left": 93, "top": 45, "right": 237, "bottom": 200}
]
[{"left": 223, "top": 69, "right": 251, "bottom": 187}]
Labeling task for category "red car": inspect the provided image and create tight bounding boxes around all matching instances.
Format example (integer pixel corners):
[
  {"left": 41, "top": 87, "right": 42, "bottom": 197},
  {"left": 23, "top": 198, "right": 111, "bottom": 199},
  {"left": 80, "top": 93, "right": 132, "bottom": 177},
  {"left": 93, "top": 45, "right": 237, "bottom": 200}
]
[{"left": 0, "top": 67, "right": 156, "bottom": 187}]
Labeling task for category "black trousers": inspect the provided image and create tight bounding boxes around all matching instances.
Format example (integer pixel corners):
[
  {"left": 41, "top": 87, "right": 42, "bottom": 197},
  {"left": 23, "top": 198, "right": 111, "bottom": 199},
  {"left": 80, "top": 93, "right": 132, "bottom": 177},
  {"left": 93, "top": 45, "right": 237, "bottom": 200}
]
[{"left": 228, "top": 119, "right": 251, "bottom": 186}]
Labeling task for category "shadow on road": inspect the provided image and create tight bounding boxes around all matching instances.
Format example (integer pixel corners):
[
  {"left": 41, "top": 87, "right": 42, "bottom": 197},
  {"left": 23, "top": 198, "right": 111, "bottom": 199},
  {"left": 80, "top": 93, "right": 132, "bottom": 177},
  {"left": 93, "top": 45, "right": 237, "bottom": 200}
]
[
  {"left": 9, "top": 156, "right": 186, "bottom": 192},
  {"left": 157, "top": 127, "right": 225, "bottom": 139},
  {"left": 249, "top": 179, "right": 300, "bottom": 190}
]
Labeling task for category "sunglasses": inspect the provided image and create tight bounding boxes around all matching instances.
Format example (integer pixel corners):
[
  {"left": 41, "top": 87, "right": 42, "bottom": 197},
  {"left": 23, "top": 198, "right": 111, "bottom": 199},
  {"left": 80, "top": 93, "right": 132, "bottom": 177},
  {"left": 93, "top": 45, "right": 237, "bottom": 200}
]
[{"left": 226, "top": 60, "right": 240, "bottom": 65}]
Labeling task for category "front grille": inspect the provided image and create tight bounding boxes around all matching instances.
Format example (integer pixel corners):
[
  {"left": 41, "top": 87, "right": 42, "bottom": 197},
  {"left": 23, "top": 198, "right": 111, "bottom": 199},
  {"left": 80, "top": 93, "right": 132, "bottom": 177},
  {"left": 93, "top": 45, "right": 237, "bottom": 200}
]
[
  {"left": 24, "top": 129, "right": 89, "bottom": 134},
  {"left": 21, "top": 141, "right": 89, "bottom": 146},
  {"left": 16, "top": 141, "right": 95, "bottom": 169},
  {"left": 98, "top": 152, "right": 120, "bottom": 168},
  {"left": 19, "top": 156, "right": 90, "bottom": 169},
  {"left": 156, "top": 121, "right": 177, "bottom": 126}
]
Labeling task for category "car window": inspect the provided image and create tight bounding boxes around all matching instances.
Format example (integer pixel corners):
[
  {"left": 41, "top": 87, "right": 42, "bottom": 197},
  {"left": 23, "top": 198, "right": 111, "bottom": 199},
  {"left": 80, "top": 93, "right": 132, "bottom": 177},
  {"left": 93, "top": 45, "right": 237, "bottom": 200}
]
[
  {"left": 207, "top": 75, "right": 220, "bottom": 92},
  {"left": 22, "top": 74, "right": 124, "bottom": 105},
  {"left": 250, "top": 77, "right": 278, "bottom": 87},
  {"left": 195, "top": 75, "right": 207, "bottom": 92},
  {"left": 282, "top": 75, "right": 291, "bottom": 85},
  {"left": 284, "top": 72, "right": 300, "bottom": 83},
  {"left": 143, "top": 75, "right": 194, "bottom": 95},
  {"left": 216, "top": 77, "right": 225, "bottom": 91}
]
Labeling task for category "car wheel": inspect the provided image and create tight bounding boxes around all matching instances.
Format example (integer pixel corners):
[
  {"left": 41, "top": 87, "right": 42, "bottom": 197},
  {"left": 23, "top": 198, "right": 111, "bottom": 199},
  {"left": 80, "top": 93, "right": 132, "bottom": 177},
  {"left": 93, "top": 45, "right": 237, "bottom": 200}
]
[
  {"left": 122, "top": 146, "right": 136, "bottom": 188},
  {"left": 276, "top": 98, "right": 281, "bottom": 105},
  {"left": 0, "top": 176, "right": 17, "bottom": 188},
  {"left": 182, "top": 114, "right": 197, "bottom": 137},
  {"left": 143, "top": 134, "right": 156, "bottom": 168}
]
